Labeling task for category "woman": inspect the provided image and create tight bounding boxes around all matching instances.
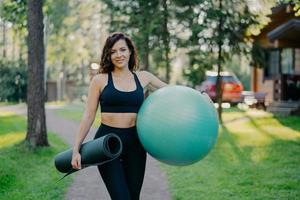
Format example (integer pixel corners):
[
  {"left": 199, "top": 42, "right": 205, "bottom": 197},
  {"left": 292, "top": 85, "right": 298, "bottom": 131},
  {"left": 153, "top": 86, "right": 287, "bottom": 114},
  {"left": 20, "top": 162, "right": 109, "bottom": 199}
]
[{"left": 71, "top": 32, "right": 167, "bottom": 200}]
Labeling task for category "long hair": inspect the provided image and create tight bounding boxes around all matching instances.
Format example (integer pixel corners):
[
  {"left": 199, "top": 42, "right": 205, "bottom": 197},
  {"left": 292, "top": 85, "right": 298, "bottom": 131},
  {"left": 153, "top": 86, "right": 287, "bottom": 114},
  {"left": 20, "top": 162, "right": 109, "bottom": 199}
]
[{"left": 99, "top": 32, "right": 139, "bottom": 73}]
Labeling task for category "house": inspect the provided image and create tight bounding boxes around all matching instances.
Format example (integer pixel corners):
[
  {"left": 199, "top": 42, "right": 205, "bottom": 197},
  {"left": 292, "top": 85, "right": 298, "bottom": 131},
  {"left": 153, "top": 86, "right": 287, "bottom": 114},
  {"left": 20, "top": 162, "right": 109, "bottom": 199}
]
[{"left": 251, "top": 3, "right": 300, "bottom": 115}]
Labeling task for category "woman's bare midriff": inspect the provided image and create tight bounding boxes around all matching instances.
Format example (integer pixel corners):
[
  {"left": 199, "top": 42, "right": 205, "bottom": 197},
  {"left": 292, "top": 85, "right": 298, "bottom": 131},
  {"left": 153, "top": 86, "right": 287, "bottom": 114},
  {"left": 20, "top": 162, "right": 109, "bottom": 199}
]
[{"left": 101, "top": 113, "right": 137, "bottom": 128}]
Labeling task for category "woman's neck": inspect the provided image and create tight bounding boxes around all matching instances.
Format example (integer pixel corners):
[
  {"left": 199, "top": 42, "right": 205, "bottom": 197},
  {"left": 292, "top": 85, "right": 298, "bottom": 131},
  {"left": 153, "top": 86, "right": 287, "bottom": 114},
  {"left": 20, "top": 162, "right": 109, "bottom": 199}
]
[{"left": 112, "top": 68, "right": 132, "bottom": 77}]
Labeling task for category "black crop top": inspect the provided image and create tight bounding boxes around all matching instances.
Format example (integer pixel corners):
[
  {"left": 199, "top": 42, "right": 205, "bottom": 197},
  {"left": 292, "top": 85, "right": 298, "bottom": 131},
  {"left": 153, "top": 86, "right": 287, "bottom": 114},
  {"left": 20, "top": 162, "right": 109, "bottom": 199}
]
[{"left": 99, "top": 71, "right": 144, "bottom": 113}]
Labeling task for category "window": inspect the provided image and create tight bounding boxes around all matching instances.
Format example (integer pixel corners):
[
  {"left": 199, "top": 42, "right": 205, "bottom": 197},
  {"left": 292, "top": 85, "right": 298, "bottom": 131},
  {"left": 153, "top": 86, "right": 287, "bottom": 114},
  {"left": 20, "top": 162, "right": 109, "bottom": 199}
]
[
  {"left": 281, "top": 48, "right": 294, "bottom": 74},
  {"left": 266, "top": 50, "right": 280, "bottom": 76}
]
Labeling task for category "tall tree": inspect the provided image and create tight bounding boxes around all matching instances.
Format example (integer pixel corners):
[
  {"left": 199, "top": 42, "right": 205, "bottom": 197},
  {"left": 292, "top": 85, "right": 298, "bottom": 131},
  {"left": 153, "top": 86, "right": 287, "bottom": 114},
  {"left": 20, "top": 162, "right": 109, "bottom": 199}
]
[
  {"left": 162, "top": 0, "right": 171, "bottom": 82},
  {"left": 0, "top": 0, "right": 27, "bottom": 62},
  {"left": 213, "top": 0, "right": 257, "bottom": 122},
  {"left": 2, "top": 19, "right": 6, "bottom": 58},
  {"left": 25, "top": 0, "right": 48, "bottom": 147},
  {"left": 101, "top": 0, "right": 168, "bottom": 74},
  {"left": 215, "top": 0, "right": 224, "bottom": 122},
  {"left": 175, "top": 0, "right": 257, "bottom": 122}
]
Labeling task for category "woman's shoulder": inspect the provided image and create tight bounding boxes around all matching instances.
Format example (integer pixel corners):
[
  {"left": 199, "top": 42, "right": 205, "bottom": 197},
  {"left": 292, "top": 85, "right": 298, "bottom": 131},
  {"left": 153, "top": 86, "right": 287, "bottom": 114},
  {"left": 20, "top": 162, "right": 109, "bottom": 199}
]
[
  {"left": 135, "top": 70, "right": 153, "bottom": 79},
  {"left": 90, "top": 73, "right": 108, "bottom": 86}
]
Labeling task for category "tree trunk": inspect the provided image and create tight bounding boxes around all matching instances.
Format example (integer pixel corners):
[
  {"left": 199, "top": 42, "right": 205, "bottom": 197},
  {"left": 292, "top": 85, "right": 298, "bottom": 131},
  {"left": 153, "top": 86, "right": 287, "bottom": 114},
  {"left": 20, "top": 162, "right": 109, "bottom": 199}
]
[
  {"left": 216, "top": 0, "right": 224, "bottom": 123},
  {"left": 141, "top": 34, "right": 150, "bottom": 70},
  {"left": 12, "top": 30, "right": 16, "bottom": 61},
  {"left": 19, "top": 33, "right": 25, "bottom": 64},
  {"left": 162, "top": 0, "right": 170, "bottom": 83},
  {"left": 140, "top": 20, "right": 150, "bottom": 70},
  {"left": 2, "top": 19, "right": 6, "bottom": 58},
  {"left": 26, "top": 0, "right": 48, "bottom": 147}
]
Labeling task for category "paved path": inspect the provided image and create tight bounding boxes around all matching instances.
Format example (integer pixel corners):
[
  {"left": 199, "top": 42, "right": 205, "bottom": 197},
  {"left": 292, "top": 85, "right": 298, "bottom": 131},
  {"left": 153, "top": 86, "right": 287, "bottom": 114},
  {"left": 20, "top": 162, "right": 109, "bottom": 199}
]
[{"left": 0, "top": 104, "right": 172, "bottom": 200}]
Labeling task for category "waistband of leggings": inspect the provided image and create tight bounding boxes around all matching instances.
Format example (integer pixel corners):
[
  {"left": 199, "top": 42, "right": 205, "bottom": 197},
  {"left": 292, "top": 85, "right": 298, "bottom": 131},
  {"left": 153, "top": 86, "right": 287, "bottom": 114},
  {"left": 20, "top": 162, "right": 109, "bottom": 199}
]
[{"left": 100, "top": 123, "right": 137, "bottom": 132}]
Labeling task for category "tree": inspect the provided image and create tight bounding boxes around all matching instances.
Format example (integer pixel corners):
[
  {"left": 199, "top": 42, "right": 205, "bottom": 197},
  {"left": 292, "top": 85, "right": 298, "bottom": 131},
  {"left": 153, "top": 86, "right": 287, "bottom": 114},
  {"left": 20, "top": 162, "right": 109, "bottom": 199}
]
[
  {"left": 175, "top": 0, "right": 257, "bottom": 122},
  {"left": 101, "top": 0, "right": 172, "bottom": 81},
  {"left": 0, "top": 0, "right": 27, "bottom": 62},
  {"left": 162, "top": 0, "right": 171, "bottom": 82},
  {"left": 25, "top": 0, "right": 48, "bottom": 147}
]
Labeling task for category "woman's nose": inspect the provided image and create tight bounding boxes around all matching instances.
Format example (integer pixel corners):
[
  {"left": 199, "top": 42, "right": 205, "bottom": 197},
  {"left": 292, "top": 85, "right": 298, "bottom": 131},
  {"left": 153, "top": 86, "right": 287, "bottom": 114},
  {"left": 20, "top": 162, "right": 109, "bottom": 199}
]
[{"left": 116, "top": 51, "right": 122, "bottom": 57}]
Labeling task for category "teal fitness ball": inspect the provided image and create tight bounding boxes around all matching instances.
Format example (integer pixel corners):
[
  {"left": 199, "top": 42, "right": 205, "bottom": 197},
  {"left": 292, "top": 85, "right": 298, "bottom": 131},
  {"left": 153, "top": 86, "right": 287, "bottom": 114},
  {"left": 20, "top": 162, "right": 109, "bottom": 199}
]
[{"left": 137, "top": 85, "right": 219, "bottom": 166}]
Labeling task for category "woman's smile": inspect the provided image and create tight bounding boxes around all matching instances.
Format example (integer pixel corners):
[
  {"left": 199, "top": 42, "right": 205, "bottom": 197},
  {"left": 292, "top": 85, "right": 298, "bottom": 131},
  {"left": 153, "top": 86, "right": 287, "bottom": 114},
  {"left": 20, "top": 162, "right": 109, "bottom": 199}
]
[{"left": 110, "top": 39, "right": 131, "bottom": 69}]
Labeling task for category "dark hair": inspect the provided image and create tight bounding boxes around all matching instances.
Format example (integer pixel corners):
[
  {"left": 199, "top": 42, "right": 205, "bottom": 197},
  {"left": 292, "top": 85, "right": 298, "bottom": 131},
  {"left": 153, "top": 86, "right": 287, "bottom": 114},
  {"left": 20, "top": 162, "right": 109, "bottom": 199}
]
[{"left": 99, "top": 32, "right": 139, "bottom": 73}]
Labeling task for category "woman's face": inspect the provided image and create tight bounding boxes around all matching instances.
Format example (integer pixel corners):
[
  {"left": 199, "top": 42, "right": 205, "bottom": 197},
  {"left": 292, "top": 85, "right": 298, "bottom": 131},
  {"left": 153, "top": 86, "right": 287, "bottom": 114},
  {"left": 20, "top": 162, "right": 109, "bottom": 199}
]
[{"left": 110, "top": 39, "right": 131, "bottom": 70}]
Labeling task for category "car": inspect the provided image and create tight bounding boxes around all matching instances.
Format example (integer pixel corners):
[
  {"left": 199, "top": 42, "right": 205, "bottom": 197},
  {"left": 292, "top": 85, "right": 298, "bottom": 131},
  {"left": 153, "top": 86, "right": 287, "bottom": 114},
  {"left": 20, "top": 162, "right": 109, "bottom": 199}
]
[{"left": 199, "top": 71, "right": 244, "bottom": 104}]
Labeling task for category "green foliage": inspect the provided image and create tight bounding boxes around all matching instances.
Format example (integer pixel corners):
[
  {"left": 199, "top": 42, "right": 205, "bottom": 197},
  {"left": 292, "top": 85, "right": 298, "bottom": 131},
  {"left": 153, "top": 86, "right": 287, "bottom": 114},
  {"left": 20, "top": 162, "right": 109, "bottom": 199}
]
[
  {"left": 224, "top": 55, "right": 251, "bottom": 90},
  {"left": 294, "top": 1, "right": 300, "bottom": 16},
  {"left": 251, "top": 42, "right": 268, "bottom": 68},
  {"left": 176, "top": 0, "right": 258, "bottom": 86},
  {"left": 0, "top": 0, "right": 27, "bottom": 30},
  {"left": 101, "top": 0, "right": 259, "bottom": 86},
  {"left": 0, "top": 0, "right": 28, "bottom": 63},
  {"left": 182, "top": 50, "right": 214, "bottom": 86},
  {"left": 44, "top": 0, "right": 71, "bottom": 35},
  {"left": 101, "top": 0, "right": 163, "bottom": 69},
  {"left": 277, "top": 0, "right": 300, "bottom": 16},
  {"left": 1, "top": 0, "right": 96, "bottom": 84},
  {"left": 101, "top": 0, "right": 177, "bottom": 83},
  {"left": 44, "top": 1, "right": 101, "bottom": 84},
  {"left": 0, "top": 60, "right": 27, "bottom": 102}
]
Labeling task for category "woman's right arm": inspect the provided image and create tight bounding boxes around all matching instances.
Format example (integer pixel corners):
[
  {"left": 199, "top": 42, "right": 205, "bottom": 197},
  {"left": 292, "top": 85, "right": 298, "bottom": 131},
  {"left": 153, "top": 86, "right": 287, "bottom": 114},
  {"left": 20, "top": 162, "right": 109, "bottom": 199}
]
[{"left": 71, "top": 74, "right": 102, "bottom": 169}]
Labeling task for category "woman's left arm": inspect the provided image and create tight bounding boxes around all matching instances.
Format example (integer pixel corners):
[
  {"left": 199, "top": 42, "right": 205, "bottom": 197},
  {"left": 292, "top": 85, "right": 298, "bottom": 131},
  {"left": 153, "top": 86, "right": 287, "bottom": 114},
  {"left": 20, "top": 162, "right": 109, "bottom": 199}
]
[{"left": 142, "top": 71, "right": 168, "bottom": 90}]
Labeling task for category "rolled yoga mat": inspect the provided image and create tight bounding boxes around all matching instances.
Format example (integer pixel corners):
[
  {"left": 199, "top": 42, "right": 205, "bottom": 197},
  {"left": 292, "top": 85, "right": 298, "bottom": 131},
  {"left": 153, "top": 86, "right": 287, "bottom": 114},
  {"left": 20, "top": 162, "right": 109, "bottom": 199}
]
[{"left": 54, "top": 133, "right": 123, "bottom": 177}]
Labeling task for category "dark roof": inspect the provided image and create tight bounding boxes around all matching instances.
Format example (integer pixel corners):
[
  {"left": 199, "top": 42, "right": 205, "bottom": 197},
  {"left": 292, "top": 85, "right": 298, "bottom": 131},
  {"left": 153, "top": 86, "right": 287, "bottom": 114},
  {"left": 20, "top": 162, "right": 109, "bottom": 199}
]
[{"left": 267, "top": 19, "right": 300, "bottom": 42}]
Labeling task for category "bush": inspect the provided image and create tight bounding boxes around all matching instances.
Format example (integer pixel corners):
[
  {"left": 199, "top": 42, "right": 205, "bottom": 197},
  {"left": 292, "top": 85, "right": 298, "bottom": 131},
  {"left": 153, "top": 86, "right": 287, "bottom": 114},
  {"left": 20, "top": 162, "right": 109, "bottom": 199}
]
[{"left": 0, "top": 60, "right": 27, "bottom": 102}]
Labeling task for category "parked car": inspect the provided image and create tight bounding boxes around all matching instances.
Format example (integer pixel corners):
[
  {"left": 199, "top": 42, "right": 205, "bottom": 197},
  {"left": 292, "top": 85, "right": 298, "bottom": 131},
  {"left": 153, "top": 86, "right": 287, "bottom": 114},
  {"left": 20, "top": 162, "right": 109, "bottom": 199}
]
[{"left": 199, "top": 71, "right": 244, "bottom": 104}]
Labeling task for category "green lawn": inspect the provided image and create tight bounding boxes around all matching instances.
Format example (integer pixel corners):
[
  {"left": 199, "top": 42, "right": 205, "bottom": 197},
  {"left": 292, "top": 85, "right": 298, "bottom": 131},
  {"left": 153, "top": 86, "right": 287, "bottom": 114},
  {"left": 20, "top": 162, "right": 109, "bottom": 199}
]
[
  {"left": 161, "top": 109, "right": 300, "bottom": 200},
  {"left": 53, "top": 102, "right": 101, "bottom": 128},
  {"left": 0, "top": 112, "right": 72, "bottom": 200},
  {"left": 0, "top": 102, "right": 18, "bottom": 107},
  {"left": 51, "top": 104, "right": 300, "bottom": 199}
]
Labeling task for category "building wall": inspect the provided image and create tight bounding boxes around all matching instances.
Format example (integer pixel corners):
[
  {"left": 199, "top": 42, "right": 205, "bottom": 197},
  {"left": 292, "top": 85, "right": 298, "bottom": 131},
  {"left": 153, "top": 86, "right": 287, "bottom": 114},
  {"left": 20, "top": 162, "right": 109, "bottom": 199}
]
[
  {"left": 46, "top": 81, "right": 57, "bottom": 102},
  {"left": 46, "top": 80, "right": 78, "bottom": 102},
  {"left": 256, "top": 68, "right": 274, "bottom": 104}
]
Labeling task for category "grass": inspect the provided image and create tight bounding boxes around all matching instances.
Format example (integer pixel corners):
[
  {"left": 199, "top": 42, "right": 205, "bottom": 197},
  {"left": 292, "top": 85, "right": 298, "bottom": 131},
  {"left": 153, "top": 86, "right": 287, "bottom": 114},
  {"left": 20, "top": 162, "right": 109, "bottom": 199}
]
[
  {"left": 0, "top": 112, "right": 72, "bottom": 200},
  {"left": 53, "top": 102, "right": 101, "bottom": 128},
  {"left": 160, "top": 109, "right": 300, "bottom": 200},
  {"left": 50, "top": 104, "right": 300, "bottom": 199},
  {"left": 0, "top": 102, "right": 18, "bottom": 107}
]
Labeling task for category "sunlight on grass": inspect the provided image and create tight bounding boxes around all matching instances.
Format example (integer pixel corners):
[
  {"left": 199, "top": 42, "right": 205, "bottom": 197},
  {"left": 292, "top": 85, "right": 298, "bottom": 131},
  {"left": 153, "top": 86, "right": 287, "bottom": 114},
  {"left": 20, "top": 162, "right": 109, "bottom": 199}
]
[
  {"left": 223, "top": 107, "right": 272, "bottom": 122},
  {"left": 226, "top": 116, "right": 300, "bottom": 148},
  {"left": 162, "top": 108, "right": 300, "bottom": 200},
  {"left": 0, "top": 133, "right": 25, "bottom": 148},
  {"left": 223, "top": 110, "right": 246, "bottom": 122},
  {"left": 0, "top": 111, "right": 15, "bottom": 116},
  {"left": 246, "top": 109, "right": 273, "bottom": 118}
]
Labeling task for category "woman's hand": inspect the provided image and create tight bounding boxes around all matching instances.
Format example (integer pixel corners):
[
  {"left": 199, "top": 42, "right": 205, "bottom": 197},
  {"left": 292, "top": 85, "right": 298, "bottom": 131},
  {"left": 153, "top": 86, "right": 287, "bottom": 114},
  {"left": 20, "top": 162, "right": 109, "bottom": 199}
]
[{"left": 71, "top": 152, "right": 82, "bottom": 170}]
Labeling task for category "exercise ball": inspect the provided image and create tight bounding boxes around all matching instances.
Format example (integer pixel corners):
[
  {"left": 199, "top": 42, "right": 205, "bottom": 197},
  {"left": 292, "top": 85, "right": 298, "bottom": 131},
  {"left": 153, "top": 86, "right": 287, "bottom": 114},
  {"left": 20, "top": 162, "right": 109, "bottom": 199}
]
[{"left": 137, "top": 85, "right": 219, "bottom": 166}]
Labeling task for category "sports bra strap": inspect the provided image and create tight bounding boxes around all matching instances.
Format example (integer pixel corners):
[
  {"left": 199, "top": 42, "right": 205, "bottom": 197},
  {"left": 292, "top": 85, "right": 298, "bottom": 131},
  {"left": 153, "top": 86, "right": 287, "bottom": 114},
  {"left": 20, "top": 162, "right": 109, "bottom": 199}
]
[
  {"left": 107, "top": 72, "right": 113, "bottom": 86},
  {"left": 132, "top": 72, "right": 143, "bottom": 89}
]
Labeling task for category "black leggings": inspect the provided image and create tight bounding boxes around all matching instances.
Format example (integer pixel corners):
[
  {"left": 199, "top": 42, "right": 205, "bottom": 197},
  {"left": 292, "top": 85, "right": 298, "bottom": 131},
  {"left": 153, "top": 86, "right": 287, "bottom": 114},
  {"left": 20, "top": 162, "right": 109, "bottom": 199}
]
[{"left": 94, "top": 124, "right": 147, "bottom": 200}]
